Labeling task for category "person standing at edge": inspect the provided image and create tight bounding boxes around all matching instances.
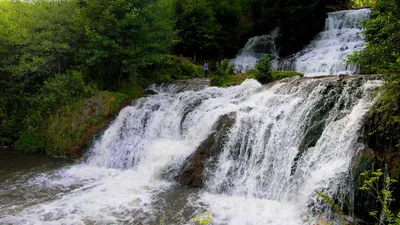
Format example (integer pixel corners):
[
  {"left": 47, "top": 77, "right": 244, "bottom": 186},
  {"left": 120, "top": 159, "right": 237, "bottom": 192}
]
[{"left": 204, "top": 61, "right": 209, "bottom": 77}]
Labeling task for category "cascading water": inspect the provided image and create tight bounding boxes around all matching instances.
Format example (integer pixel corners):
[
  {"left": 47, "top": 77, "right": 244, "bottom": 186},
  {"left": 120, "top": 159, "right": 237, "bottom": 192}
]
[
  {"left": 231, "top": 29, "right": 279, "bottom": 73},
  {"left": 233, "top": 9, "right": 370, "bottom": 76},
  {"left": 0, "top": 76, "right": 381, "bottom": 225},
  {"left": 277, "top": 9, "right": 371, "bottom": 76}
]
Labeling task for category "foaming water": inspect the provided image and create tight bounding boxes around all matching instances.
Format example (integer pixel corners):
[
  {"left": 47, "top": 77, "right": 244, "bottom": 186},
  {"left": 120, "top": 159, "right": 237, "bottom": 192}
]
[
  {"left": 233, "top": 9, "right": 370, "bottom": 76},
  {"left": 200, "top": 193, "right": 301, "bottom": 225},
  {"left": 277, "top": 9, "right": 370, "bottom": 76},
  {"left": 0, "top": 77, "right": 381, "bottom": 224}
]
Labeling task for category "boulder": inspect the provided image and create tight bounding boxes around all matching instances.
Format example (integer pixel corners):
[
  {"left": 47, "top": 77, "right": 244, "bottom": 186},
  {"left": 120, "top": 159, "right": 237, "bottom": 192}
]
[
  {"left": 141, "top": 89, "right": 158, "bottom": 97},
  {"left": 179, "top": 112, "right": 236, "bottom": 187}
]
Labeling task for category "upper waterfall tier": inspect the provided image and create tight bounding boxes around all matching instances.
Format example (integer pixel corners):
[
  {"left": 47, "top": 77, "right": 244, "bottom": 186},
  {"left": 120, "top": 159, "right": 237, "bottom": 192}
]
[
  {"left": 231, "top": 29, "right": 279, "bottom": 73},
  {"left": 233, "top": 9, "right": 371, "bottom": 76},
  {"left": 277, "top": 9, "right": 371, "bottom": 76}
]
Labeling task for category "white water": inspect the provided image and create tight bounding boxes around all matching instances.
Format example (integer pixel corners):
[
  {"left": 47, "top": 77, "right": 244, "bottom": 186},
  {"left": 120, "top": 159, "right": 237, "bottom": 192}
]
[
  {"left": 0, "top": 77, "right": 381, "bottom": 224},
  {"left": 231, "top": 29, "right": 279, "bottom": 73},
  {"left": 278, "top": 9, "right": 370, "bottom": 76},
  {"left": 233, "top": 9, "right": 370, "bottom": 76}
]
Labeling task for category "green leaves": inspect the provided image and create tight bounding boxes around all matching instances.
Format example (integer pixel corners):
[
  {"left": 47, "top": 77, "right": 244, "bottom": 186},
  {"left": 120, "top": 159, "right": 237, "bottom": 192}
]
[
  {"left": 347, "top": 0, "right": 400, "bottom": 153},
  {"left": 255, "top": 54, "right": 273, "bottom": 84},
  {"left": 175, "top": 0, "right": 221, "bottom": 56},
  {"left": 350, "top": 0, "right": 376, "bottom": 8},
  {"left": 359, "top": 169, "right": 400, "bottom": 225},
  {"left": 174, "top": 0, "right": 252, "bottom": 59},
  {"left": 80, "top": 0, "right": 176, "bottom": 89},
  {"left": 348, "top": 0, "right": 400, "bottom": 74},
  {"left": 211, "top": 59, "right": 236, "bottom": 86}
]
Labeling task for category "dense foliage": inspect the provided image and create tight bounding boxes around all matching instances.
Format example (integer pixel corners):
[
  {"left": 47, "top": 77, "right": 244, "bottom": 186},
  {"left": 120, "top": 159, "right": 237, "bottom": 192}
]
[
  {"left": 348, "top": 0, "right": 400, "bottom": 152},
  {"left": 350, "top": 0, "right": 376, "bottom": 8},
  {"left": 255, "top": 55, "right": 273, "bottom": 84},
  {"left": 210, "top": 59, "right": 236, "bottom": 86},
  {"left": 173, "top": 0, "right": 252, "bottom": 60},
  {"left": 0, "top": 0, "right": 177, "bottom": 152}
]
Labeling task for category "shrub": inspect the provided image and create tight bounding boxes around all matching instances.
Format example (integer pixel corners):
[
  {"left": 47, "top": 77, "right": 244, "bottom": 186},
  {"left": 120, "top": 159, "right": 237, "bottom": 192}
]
[
  {"left": 255, "top": 54, "right": 273, "bottom": 84},
  {"left": 27, "top": 70, "right": 91, "bottom": 127},
  {"left": 16, "top": 129, "right": 45, "bottom": 153},
  {"left": 211, "top": 59, "right": 235, "bottom": 86},
  {"left": 169, "top": 57, "right": 197, "bottom": 79},
  {"left": 312, "top": 169, "right": 400, "bottom": 225},
  {"left": 215, "top": 59, "right": 235, "bottom": 77},
  {"left": 148, "top": 56, "right": 202, "bottom": 83}
]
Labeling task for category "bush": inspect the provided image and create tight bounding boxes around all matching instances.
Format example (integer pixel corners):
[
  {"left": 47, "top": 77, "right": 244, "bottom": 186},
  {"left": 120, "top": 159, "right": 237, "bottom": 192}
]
[
  {"left": 211, "top": 59, "right": 235, "bottom": 86},
  {"left": 27, "top": 70, "right": 91, "bottom": 127},
  {"left": 168, "top": 57, "right": 197, "bottom": 79},
  {"left": 16, "top": 129, "right": 45, "bottom": 153},
  {"left": 147, "top": 56, "right": 202, "bottom": 83},
  {"left": 215, "top": 59, "right": 235, "bottom": 77},
  {"left": 17, "top": 91, "right": 130, "bottom": 156},
  {"left": 366, "top": 72, "right": 400, "bottom": 152},
  {"left": 255, "top": 54, "right": 273, "bottom": 84}
]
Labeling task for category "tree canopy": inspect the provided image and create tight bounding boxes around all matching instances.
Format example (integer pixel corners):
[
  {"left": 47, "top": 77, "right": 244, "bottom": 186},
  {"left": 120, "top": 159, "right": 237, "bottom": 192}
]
[{"left": 0, "top": 0, "right": 176, "bottom": 147}]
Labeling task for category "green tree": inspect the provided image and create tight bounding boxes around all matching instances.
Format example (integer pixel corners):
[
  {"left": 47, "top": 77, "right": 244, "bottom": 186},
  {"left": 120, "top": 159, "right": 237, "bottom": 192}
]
[
  {"left": 174, "top": 0, "right": 221, "bottom": 61},
  {"left": 0, "top": 0, "right": 82, "bottom": 144},
  {"left": 255, "top": 54, "right": 272, "bottom": 84},
  {"left": 348, "top": 0, "right": 400, "bottom": 74},
  {"left": 79, "top": 0, "right": 176, "bottom": 89},
  {"left": 213, "top": 0, "right": 251, "bottom": 58},
  {"left": 0, "top": 0, "right": 81, "bottom": 89}
]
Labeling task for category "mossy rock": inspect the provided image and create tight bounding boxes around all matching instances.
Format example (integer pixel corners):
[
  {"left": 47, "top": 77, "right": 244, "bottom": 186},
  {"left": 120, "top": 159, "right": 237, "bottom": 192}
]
[{"left": 41, "top": 91, "right": 131, "bottom": 157}]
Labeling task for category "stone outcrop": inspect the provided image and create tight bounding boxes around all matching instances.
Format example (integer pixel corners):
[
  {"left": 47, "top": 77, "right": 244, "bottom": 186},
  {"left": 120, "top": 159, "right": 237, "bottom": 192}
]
[
  {"left": 351, "top": 102, "right": 400, "bottom": 221},
  {"left": 179, "top": 112, "right": 236, "bottom": 187}
]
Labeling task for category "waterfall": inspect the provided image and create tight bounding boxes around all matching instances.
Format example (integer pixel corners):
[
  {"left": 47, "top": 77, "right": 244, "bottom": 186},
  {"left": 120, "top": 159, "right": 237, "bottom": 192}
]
[
  {"left": 0, "top": 76, "right": 382, "bottom": 225},
  {"left": 233, "top": 9, "right": 370, "bottom": 76},
  {"left": 231, "top": 29, "right": 279, "bottom": 73},
  {"left": 278, "top": 9, "right": 370, "bottom": 76}
]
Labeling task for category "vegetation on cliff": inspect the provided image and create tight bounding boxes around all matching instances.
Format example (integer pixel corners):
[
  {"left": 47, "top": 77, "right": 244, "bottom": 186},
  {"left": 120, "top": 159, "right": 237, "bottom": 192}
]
[
  {"left": 348, "top": 0, "right": 400, "bottom": 153},
  {"left": 346, "top": 0, "right": 400, "bottom": 219},
  {"left": 0, "top": 0, "right": 188, "bottom": 155},
  {"left": 0, "top": 0, "right": 360, "bottom": 156}
]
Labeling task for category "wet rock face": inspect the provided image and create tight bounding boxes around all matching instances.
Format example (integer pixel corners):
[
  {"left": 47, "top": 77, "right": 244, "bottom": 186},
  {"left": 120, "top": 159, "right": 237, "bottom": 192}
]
[
  {"left": 352, "top": 150, "right": 400, "bottom": 221},
  {"left": 179, "top": 113, "right": 236, "bottom": 187},
  {"left": 147, "top": 78, "right": 210, "bottom": 94},
  {"left": 353, "top": 85, "right": 400, "bottom": 221},
  {"left": 141, "top": 89, "right": 158, "bottom": 97},
  {"left": 351, "top": 149, "right": 379, "bottom": 221},
  {"left": 364, "top": 110, "right": 400, "bottom": 153}
]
